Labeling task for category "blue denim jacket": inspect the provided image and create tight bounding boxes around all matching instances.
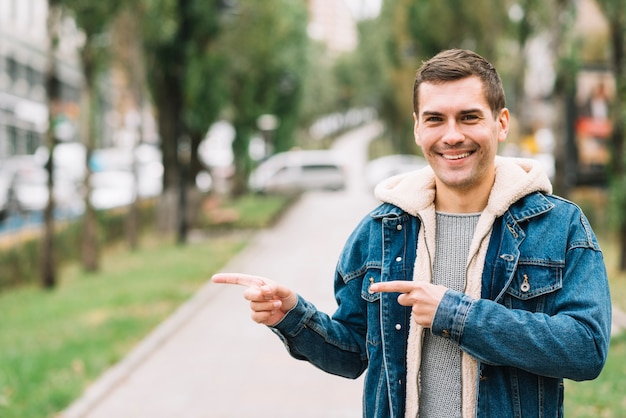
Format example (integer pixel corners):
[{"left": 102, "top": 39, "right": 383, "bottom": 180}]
[{"left": 271, "top": 192, "right": 611, "bottom": 418}]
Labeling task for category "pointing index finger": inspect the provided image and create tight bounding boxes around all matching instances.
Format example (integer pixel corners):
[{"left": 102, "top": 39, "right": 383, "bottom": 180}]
[
  {"left": 369, "top": 280, "right": 416, "bottom": 294},
  {"left": 212, "top": 273, "right": 267, "bottom": 288}
]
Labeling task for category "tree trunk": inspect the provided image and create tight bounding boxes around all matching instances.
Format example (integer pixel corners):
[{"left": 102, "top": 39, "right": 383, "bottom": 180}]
[
  {"left": 80, "top": 45, "right": 100, "bottom": 272},
  {"left": 41, "top": 0, "right": 62, "bottom": 289},
  {"left": 112, "top": 7, "right": 148, "bottom": 251},
  {"left": 607, "top": 1, "right": 626, "bottom": 271}
]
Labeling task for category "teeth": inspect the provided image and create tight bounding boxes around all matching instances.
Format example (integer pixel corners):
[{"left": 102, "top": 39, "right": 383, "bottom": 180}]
[{"left": 443, "top": 152, "right": 471, "bottom": 160}]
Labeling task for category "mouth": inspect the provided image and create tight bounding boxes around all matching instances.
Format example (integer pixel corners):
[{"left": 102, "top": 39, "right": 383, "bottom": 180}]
[{"left": 441, "top": 151, "right": 473, "bottom": 160}]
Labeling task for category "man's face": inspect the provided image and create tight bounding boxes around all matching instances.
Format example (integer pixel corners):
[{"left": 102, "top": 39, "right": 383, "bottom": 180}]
[{"left": 414, "top": 76, "right": 509, "bottom": 197}]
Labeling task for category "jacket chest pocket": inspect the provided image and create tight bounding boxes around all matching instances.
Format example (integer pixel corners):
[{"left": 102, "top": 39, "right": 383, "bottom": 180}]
[
  {"left": 504, "top": 262, "right": 563, "bottom": 312},
  {"left": 360, "top": 269, "right": 382, "bottom": 348}
]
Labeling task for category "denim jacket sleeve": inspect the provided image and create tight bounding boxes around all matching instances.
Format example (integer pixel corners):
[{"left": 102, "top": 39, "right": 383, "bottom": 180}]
[
  {"left": 430, "top": 194, "right": 612, "bottom": 381},
  {"left": 269, "top": 293, "right": 368, "bottom": 379}
]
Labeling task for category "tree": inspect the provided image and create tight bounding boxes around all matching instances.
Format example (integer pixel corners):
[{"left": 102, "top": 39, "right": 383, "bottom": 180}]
[
  {"left": 110, "top": 5, "right": 149, "bottom": 250},
  {"left": 596, "top": 0, "right": 626, "bottom": 270},
  {"left": 141, "top": 0, "right": 229, "bottom": 240},
  {"left": 41, "top": 0, "right": 63, "bottom": 288},
  {"left": 218, "top": 0, "right": 310, "bottom": 194},
  {"left": 60, "top": 0, "right": 124, "bottom": 271}
]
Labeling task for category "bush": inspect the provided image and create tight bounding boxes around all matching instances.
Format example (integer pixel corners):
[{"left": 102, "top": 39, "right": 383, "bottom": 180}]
[{"left": 0, "top": 203, "right": 156, "bottom": 291}]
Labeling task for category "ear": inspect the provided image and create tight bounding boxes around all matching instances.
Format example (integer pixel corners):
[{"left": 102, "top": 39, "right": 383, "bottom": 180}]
[
  {"left": 497, "top": 108, "right": 510, "bottom": 143},
  {"left": 413, "top": 112, "right": 421, "bottom": 146}
]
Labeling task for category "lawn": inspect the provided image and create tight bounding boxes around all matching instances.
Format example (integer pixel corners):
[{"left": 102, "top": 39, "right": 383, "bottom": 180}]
[
  {"left": 565, "top": 187, "right": 626, "bottom": 416},
  {"left": 0, "top": 234, "right": 249, "bottom": 417},
  {"left": 565, "top": 332, "right": 626, "bottom": 417},
  {"left": 563, "top": 232, "right": 626, "bottom": 417}
]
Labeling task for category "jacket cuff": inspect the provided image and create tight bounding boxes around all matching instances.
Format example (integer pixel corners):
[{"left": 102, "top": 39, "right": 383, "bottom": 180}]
[
  {"left": 430, "top": 289, "right": 474, "bottom": 343},
  {"left": 269, "top": 294, "right": 313, "bottom": 336}
]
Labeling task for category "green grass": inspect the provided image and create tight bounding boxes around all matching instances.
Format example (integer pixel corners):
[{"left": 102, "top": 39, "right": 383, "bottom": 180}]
[
  {"left": 565, "top": 333, "right": 626, "bottom": 417},
  {"left": 563, "top": 234, "right": 626, "bottom": 417},
  {"left": 0, "top": 235, "right": 248, "bottom": 417},
  {"left": 565, "top": 186, "right": 626, "bottom": 416},
  {"left": 198, "top": 193, "right": 296, "bottom": 229},
  {"left": 0, "top": 193, "right": 291, "bottom": 418}
]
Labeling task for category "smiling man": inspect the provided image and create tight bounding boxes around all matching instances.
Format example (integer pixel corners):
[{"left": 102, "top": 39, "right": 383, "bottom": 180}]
[{"left": 213, "top": 49, "right": 612, "bottom": 418}]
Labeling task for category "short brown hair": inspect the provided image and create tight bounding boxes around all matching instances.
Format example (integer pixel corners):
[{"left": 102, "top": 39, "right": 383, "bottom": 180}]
[{"left": 412, "top": 49, "right": 506, "bottom": 116}]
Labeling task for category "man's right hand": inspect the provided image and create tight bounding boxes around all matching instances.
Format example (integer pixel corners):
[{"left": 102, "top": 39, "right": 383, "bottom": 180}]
[{"left": 212, "top": 273, "right": 298, "bottom": 326}]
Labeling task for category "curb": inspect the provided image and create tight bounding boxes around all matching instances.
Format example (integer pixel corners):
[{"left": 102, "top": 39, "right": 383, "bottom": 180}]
[{"left": 59, "top": 275, "right": 225, "bottom": 418}]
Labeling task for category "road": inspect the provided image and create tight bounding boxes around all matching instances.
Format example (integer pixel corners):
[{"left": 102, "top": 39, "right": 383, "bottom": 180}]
[{"left": 62, "top": 122, "right": 383, "bottom": 418}]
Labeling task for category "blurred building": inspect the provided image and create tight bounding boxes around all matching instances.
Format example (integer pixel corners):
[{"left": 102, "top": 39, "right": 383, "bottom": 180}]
[
  {"left": 307, "top": 0, "right": 358, "bottom": 54},
  {"left": 0, "top": 0, "right": 82, "bottom": 159}
]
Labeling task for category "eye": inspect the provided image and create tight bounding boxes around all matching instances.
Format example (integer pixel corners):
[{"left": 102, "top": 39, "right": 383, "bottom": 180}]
[
  {"left": 461, "top": 114, "right": 480, "bottom": 121},
  {"left": 424, "top": 115, "right": 443, "bottom": 123}
]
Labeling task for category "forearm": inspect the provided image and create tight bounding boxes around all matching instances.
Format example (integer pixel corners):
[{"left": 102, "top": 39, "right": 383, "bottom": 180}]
[
  {"left": 432, "top": 290, "right": 611, "bottom": 380},
  {"left": 270, "top": 295, "right": 368, "bottom": 379}
]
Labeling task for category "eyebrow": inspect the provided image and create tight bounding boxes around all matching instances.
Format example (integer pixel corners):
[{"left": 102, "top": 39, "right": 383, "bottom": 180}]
[
  {"left": 459, "top": 108, "right": 485, "bottom": 115},
  {"left": 420, "top": 108, "right": 485, "bottom": 118},
  {"left": 420, "top": 110, "right": 443, "bottom": 119}
]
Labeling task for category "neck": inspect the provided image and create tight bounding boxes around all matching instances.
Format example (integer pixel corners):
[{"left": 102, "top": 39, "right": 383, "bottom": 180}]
[{"left": 434, "top": 178, "right": 493, "bottom": 214}]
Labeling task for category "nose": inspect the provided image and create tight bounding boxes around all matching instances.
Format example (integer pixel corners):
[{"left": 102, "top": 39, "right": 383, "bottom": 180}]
[{"left": 442, "top": 120, "right": 464, "bottom": 144}]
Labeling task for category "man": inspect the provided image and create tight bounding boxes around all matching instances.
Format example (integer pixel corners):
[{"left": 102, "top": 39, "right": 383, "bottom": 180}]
[{"left": 213, "top": 49, "right": 612, "bottom": 417}]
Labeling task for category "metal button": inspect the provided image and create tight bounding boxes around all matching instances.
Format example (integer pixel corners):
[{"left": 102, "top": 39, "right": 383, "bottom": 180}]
[
  {"left": 395, "top": 324, "right": 402, "bottom": 330},
  {"left": 368, "top": 277, "right": 375, "bottom": 294},
  {"left": 520, "top": 274, "right": 530, "bottom": 292},
  {"left": 396, "top": 256, "right": 402, "bottom": 262},
  {"left": 396, "top": 225, "right": 403, "bottom": 231}
]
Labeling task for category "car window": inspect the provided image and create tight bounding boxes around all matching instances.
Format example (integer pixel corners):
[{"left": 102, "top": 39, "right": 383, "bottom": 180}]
[{"left": 301, "top": 164, "right": 340, "bottom": 172}]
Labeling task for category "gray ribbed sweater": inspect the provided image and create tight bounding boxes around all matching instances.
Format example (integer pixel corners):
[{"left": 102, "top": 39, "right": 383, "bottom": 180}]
[{"left": 418, "top": 212, "right": 480, "bottom": 418}]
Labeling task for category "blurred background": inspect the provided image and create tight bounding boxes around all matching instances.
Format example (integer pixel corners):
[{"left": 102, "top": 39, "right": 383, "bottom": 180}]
[
  {"left": 0, "top": 0, "right": 625, "bottom": 415},
  {"left": 0, "top": 0, "right": 624, "bottom": 277}
]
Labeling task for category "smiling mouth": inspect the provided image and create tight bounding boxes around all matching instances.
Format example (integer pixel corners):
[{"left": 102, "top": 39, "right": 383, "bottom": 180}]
[{"left": 442, "top": 151, "right": 473, "bottom": 160}]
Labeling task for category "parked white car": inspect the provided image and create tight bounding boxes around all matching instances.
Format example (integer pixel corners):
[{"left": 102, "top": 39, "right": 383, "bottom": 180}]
[
  {"left": 89, "top": 171, "right": 136, "bottom": 210},
  {"left": 4, "top": 155, "right": 83, "bottom": 214},
  {"left": 249, "top": 150, "right": 347, "bottom": 194},
  {"left": 365, "top": 154, "right": 428, "bottom": 190}
]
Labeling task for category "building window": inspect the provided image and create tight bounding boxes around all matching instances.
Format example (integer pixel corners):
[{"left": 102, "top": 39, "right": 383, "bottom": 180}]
[
  {"left": 26, "top": 130, "right": 40, "bottom": 154},
  {"left": 8, "top": 126, "right": 19, "bottom": 155},
  {"left": 7, "top": 57, "right": 20, "bottom": 83}
]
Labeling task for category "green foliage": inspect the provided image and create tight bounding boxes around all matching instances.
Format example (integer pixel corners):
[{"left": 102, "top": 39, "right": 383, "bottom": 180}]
[
  {"left": 59, "top": 1, "right": 124, "bottom": 37},
  {"left": 594, "top": 0, "right": 626, "bottom": 270},
  {"left": 140, "top": 0, "right": 232, "bottom": 189},
  {"left": 218, "top": 0, "right": 310, "bottom": 186}
]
